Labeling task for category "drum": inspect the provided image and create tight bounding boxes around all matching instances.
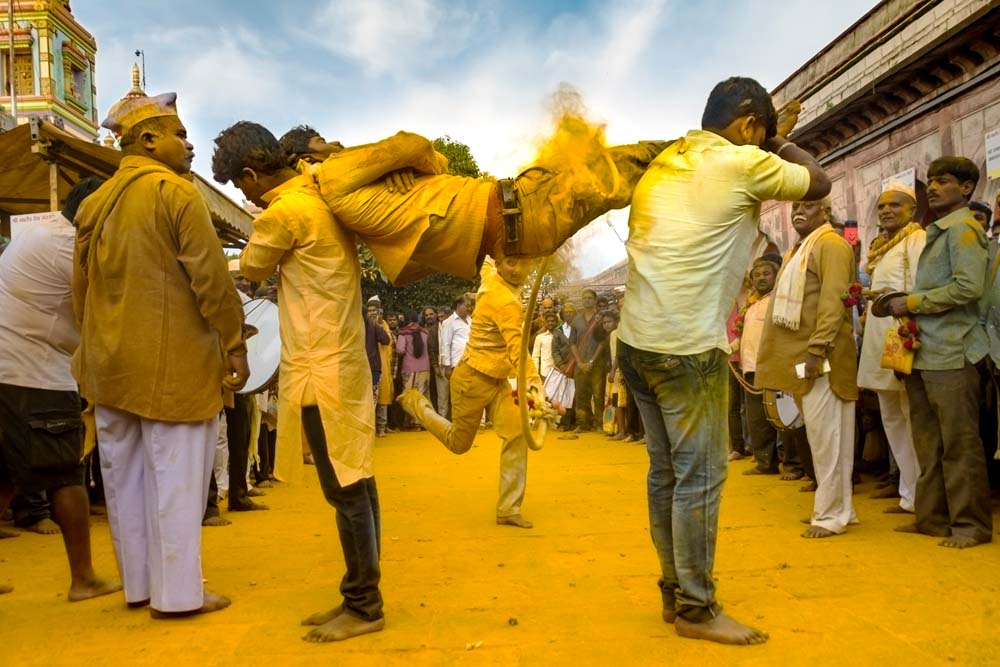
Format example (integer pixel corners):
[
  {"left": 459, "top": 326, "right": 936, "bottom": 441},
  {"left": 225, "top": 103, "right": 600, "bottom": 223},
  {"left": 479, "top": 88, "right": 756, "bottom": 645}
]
[
  {"left": 239, "top": 298, "right": 281, "bottom": 394},
  {"left": 762, "top": 389, "right": 803, "bottom": 430}
]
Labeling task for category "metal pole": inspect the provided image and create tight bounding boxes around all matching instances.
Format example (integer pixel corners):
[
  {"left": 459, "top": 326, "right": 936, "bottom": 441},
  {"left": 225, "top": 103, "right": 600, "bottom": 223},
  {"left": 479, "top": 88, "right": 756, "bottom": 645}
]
[
  {"left": 8, "top": 0, "right": 17, "bottom": 118},
  {"left": 49, "top": 161, "right": 58, "bottom": 210}
]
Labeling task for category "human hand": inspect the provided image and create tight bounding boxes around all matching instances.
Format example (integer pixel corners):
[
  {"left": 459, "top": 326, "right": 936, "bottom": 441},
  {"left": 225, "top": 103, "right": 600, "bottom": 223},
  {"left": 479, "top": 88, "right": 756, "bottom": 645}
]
[
  {"left": 224, "top": 353, "right": 250, "bottom": 391},
  {"left": 803, "top": 352, "right": 823, "bottom": 379},
  {"left": 776, "top": 100, "right": 801, "bottom": 138},
  {"left": 444, "top": 366, "right": 453, "bottom": 379},
  {"left": 242, "top": 323, "right": 259, "bottom": 339},
  {"left": 887, "top": 296, "right": 910, "bottom": 318},
  {"left": 384, "top": 168, "right": 416, "bottom": 194}
]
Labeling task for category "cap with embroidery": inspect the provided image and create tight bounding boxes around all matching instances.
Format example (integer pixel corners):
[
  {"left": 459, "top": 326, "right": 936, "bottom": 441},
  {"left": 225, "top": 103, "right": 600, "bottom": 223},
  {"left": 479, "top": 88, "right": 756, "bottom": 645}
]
[{"left": 101, "top": 64, "right": 178, "bottom": 137}]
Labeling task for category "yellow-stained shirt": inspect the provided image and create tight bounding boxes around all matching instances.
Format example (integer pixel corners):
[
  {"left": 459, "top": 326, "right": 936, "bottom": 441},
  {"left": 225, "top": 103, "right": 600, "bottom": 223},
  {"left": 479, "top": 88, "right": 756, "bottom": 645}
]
[
  {"left": 240, "top": 174, "right": 374, "bottom": 487},
  {"left": 462, "top": 260, "right": 540, "bottom": 384},
  {"left": 72, "top": 156, "right": 245, "bottom": 422},
  {"left": 315, "top": 131, "right": 494, "bottom": 285},
  {"left": 618, "top": 130, "right": 811, "bottom": 355}
]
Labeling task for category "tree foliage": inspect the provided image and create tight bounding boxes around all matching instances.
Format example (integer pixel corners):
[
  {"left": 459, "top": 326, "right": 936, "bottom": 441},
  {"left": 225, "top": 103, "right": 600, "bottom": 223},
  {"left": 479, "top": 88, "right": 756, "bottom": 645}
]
[{"left": 432, "top": 136, "right": 481, "bottom": 178}]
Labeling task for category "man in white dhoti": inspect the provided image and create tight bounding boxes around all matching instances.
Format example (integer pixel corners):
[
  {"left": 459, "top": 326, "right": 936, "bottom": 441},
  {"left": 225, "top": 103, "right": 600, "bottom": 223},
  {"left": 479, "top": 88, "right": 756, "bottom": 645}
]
[
  {"left": 857, "top": 185, "right": 925, "bottom": 514},
  {"left": 72, "top": 84, "right": 249, "bottom": 616}
]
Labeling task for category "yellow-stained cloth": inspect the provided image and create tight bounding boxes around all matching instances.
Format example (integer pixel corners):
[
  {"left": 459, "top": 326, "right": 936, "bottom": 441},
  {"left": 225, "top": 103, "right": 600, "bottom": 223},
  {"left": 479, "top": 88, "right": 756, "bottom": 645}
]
[
  {"left": 377, "top": 321, "right": 395, "bottom": 405},
  {"left": 239, "top": 174, "right": 374, "bottom": 487},
  {"left": 72, "top": 156, "right": 245, "bottom": 422},
  {"left": 315, "top": 131, "right": 493, "bottom": 285}
]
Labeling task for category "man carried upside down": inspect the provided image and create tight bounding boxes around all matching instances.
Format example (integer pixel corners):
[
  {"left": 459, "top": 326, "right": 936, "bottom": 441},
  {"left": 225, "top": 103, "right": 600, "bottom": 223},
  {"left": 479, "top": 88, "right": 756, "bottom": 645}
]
[{"left": 399, "top": 256, "right": 543, "bottom": 529}]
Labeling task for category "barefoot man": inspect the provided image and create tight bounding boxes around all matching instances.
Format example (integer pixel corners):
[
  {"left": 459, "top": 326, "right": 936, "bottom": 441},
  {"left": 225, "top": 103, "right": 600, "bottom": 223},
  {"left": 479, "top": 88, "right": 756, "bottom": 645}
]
[
  {"left": 73, "top": 84, "right": 249, "bottom": 616},
  {"left": 400, "top": 256, "right": 543, "bottom": 529},
  {"left": 0, "top": 177, "right": 121, "bottom": 601},
  {"left": 616, "top": 77, "right": 830, "bottom": 645}
]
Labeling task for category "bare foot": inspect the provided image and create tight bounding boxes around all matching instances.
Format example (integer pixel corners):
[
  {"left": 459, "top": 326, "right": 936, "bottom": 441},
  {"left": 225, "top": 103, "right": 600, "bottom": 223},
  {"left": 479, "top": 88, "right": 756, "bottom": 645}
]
[
  {"left": 743, "top": 467, "right": 777, "bottom": 476},
  {"left": 883, "top": 506, "right": 913, "bottom": 514},
  {"left": 68, "top": 576, "right": 122, "bottom": 602},
  {"left": 674, "top": 613, "right": 768, "bottom": 645},
  {"left": 150, "top": 591, "right": 231, "bottom": 618},
  {"left": 870, "top": 487, "right": 900, "bottom": 499},
  {"left": 28, "top": 518, "right": 61, "bottom": 535},
  {"left": 303, "top": 612, "right": 384, "bottom": 642},
  {"left": 497, "top": 514, "right": 533, "bottom": 529},
  {"left": 228, "top": 498, "right": 269, "bottom": 512},
  {"left": 799, "top": 481, "right": 818, "bottom": 492},
  {"left": 780, "top": 471, "right": 804, "bottom": 481},
  {"left": 256, "top": 480, "right": 274, "bottom": 489},
  {"left": 202, "top": 515, "right": 232, "bottom": 527},
  {"left": 302, "top": 604, "right": 344, "bottom": 626},
  {"left": 246, "top": 487, "right": 266, "bottom": 498},
  {"left": 0, "top": 584, "right": 12, "bottom": 594},
  {"left": 802, "top": 526, "right": 838, "bottom": 539},
  {"left": 727, "top": 451, "right": 745, "bottom": 462},
  {"left": 939, "top": 535, "right": 988, "bottom": 549},
  {"left": 0, "top": 528, "right": 19, "bottom": 539},
  {"left": 662, "top": 608, "right": 676, "bottom": 624}
]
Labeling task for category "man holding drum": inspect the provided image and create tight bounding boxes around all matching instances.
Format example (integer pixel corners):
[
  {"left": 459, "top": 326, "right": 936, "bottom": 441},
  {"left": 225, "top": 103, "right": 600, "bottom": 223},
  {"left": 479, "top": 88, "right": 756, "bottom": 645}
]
[{"left": 755, "top": 198, "right": 859, "bottom": 539}]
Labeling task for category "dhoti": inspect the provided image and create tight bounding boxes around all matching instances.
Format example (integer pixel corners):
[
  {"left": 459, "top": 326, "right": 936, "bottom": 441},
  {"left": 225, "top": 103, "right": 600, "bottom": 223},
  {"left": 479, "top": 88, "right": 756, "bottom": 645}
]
[{"left": 96, "top": 406, "right": 217, "bottom": 611}]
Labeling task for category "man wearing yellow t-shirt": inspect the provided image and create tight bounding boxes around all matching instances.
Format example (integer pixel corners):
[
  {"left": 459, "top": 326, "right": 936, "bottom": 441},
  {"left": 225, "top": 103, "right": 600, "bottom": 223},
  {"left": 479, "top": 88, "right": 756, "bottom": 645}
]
[{"left": 616, "top": 77, "right": 830, "bottom": 646}]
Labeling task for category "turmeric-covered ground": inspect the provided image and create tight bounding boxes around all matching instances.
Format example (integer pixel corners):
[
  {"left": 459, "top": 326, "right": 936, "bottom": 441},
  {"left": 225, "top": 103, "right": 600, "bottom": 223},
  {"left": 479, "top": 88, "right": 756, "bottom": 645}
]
[{"left": 2, "top": 430, "right": 999, "bottom": 666}]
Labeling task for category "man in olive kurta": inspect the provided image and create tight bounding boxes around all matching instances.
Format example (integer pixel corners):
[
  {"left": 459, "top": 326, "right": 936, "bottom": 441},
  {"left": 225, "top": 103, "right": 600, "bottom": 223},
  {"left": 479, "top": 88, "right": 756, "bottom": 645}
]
[
  {"left": 73, "top": 91, "right": 248, "bottom": 615},
  {"left": 755, "top": 199, "right": 858, "bottom": 538}
]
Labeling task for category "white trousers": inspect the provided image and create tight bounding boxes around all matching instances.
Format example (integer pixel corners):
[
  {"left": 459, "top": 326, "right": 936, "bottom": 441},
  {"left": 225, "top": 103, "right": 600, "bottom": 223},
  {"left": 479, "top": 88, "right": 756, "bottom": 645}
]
[
  {"left": 214, "top": 410, "right": 229, "bottom": 494},
  {"left": 876, "top": 390, "right": 920, "bottom": 512},
  {"left": 96, "top": 405, "right": 217, "bottom": 612},
  {"left": 798, "top": 376, "right": 858, "bottom": 533},
  {"left": 435, "top": 372, "right": 450, "bottom": 417}
]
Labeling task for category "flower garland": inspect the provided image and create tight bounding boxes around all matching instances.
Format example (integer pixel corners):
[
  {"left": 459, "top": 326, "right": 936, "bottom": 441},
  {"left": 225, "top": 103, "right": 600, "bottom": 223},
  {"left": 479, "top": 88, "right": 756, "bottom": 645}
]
[
  {"left": 866, "top": 222, "right": 922, "bottom": 274},
  {"left": 897, "top": 316, "right": 921, "bottom": 350},
  {"left": 841, "top": 282, "right": 863, "bottom": 308}
]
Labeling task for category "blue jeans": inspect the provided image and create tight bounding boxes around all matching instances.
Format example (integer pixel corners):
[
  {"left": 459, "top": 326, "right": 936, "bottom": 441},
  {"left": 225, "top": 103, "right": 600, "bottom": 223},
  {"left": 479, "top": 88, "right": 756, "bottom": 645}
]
[{"left": 618, "top": 342, "right": 727, "bottom": 622}]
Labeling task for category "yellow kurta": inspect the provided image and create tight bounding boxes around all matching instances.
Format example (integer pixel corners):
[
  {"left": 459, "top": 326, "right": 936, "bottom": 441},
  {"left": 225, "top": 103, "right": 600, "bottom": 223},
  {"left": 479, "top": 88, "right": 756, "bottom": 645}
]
[
  {"left": 754, "top": 232, "right": 859, "bottom": 401},
  {"left": 240, "top": 175, "right": 374, "bottom": 487},
  {"left": 72, "top": 156, "right": 245, "bottom": 422},
  {"left": 377, "top": 321, "right": 395, "bottom": 405}
]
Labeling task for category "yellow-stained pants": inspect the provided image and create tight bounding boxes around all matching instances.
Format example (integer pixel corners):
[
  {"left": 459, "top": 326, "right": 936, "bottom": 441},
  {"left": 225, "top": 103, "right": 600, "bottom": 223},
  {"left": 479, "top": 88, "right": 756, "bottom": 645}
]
[{"left": 413, "top": 361, "right": 527, "bottom": 518}]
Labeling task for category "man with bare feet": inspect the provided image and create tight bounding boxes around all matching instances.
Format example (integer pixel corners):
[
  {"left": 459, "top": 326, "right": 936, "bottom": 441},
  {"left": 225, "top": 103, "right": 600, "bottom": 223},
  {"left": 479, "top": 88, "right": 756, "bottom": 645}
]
[
  {"left": 0, "top": 177, "right": 121, "bottom": 603},
  {"left": 887, "top": 157, "right": 993, "bottom": 549},
  {"left": 73, "top": 83, "right": 247, "bottom": 617},
  {"left": 616, "top": 77, "right": 829, "bottom": 645},
  {"left": 756, "top": 199, "right": 859, "bottom": 539},
  {"left": 400, "top": 256, "right": 542, "bottom": 529}
]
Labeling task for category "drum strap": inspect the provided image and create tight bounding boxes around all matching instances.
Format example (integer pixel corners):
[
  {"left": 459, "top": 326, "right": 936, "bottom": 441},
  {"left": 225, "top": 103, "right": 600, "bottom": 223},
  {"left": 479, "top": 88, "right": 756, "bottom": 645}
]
[{"left": 727, "top": 359, "right": 763, "bottom": 395}]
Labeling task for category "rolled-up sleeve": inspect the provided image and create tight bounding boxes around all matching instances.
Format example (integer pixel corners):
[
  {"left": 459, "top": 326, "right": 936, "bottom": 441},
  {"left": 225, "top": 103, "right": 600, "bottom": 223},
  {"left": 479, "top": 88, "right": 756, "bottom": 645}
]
[{"left": 745, "top": 150, "right": 811, "bottom": 203}]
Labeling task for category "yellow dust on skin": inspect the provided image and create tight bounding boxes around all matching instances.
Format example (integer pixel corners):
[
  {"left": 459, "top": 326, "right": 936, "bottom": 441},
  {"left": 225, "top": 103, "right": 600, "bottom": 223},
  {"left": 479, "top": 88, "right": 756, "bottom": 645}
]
[{"left": 2, "top": 430, "right": 999, "bottom": 665}]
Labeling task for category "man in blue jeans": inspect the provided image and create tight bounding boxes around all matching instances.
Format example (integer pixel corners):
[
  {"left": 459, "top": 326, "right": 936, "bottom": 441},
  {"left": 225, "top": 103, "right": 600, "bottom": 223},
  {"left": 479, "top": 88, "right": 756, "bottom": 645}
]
[{"left": 617, "top": 77, "right": 830, "bottom": 645}]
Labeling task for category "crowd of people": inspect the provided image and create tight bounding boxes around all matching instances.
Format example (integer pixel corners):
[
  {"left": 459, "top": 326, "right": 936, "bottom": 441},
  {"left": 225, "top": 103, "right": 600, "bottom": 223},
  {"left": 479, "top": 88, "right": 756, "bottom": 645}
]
[{"left": 1, "top": 72, "right": 998, "bottom": 651}]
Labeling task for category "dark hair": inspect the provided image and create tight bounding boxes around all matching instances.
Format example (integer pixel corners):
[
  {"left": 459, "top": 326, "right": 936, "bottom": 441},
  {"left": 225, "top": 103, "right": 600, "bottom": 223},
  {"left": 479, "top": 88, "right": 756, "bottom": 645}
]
[
  {"left": 453, "top": 296, "right": 466, "bottom": 310},
  {"left": 211, "top": 121, "right": 289, "bottom": 184},
  {"left": 420, "top": 306, "right": 437, "bottom": 327},
  {"left": 602, "top": 309, "right": 620, "bottom": 322},
  {"left": 119, "top": 116, "right": 171, "bottom": 148},
  {"left": 582, "top": 288, "right": 597, "bottom": 299},
  {"left": 404, "top": 310, "right": 425, "bottom": 358},
  {"left": 701, "top": 77, "right": 777, "bottom": 139},
  {"left": 62, "top": 176, "right": 105, "bottom": 222},
  {"left": 969, "top": 200, "right": 992, "bottom": 217},
  {"left": 927, "top": 157, "right": 979, "bottom": 199},
  {"left": 278, "top": 125, "right": 321, "bottom": 159}
]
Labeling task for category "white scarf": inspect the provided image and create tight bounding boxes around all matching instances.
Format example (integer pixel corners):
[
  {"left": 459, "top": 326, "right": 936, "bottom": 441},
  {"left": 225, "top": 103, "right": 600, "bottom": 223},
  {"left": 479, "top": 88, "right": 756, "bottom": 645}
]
[{"left": 771, "top": 223, "right": 835, "bottom": 331}]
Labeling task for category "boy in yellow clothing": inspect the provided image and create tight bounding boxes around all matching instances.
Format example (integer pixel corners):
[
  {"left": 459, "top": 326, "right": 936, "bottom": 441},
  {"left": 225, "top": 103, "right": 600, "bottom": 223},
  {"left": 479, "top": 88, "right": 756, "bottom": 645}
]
[{"left": 400, "top": 256, "right": 542, "bottom": 528}]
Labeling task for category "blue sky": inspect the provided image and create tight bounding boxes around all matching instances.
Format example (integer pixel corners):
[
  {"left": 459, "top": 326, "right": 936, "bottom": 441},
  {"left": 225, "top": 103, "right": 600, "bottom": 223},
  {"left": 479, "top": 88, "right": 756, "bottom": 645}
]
[{"left": 74, "top": 0, "right": 879, "bottom": 277}]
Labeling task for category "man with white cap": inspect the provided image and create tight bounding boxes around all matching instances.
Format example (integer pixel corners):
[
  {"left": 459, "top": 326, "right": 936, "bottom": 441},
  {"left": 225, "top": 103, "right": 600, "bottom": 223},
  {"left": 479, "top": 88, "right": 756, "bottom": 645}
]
[
  {"left": 72, "top": 73, "right": 248, "bottom": 616},
  {"left": 857, "top": 182, "right": 925, "bottom": 514}
]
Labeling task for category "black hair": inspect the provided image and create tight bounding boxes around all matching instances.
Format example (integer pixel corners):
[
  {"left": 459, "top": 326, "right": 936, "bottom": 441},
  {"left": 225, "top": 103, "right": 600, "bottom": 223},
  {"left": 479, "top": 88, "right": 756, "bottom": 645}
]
[
  {"left": 211, "top": 121, "right": 289, "bottom": 184},
  {"left": 453, "top": 296, "right": 466, "bottom": 310},
  {"left": 969, "top": 200, "right": 992, "bottom": 217},
  {"left": 278, "top": 125, "right": 321, "bottom": 159},
  {"left": 602, "top": 309, "right": 620, "bottom": 322},
  {"left": 62, "top": 176, "right": 105, "bottom": 223},
  {"left": 119, "top": 116, "right": 171, "bottom": 148},
  {"left": 701, "top": 77, "right": 778, "bottom": 139},
  {"left": 927, "top": 157, "right": 979, "bottom": 199},
  {"left": 404, "top": 310, "right": 425, "bottom": 358}
]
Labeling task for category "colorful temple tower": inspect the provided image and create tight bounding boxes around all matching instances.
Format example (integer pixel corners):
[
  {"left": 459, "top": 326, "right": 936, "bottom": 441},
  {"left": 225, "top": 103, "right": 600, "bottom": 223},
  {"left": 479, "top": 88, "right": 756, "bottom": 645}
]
[{"left": 0, "top": 0, "right": 98, "bottom": 139}]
